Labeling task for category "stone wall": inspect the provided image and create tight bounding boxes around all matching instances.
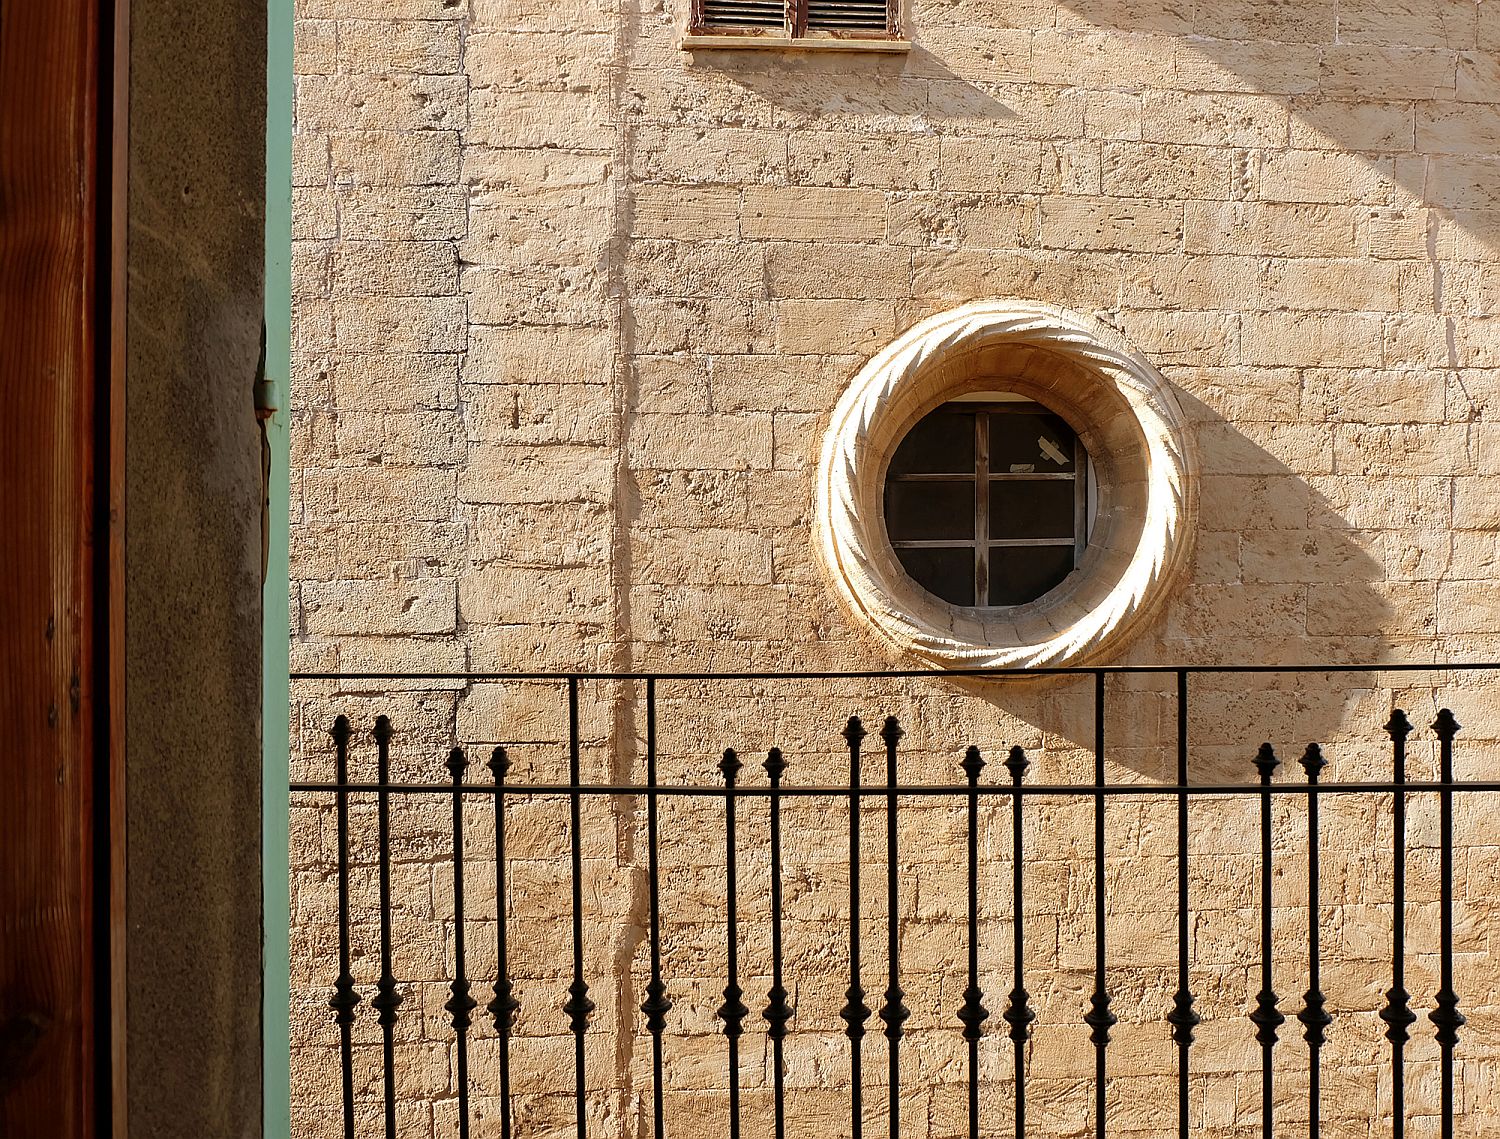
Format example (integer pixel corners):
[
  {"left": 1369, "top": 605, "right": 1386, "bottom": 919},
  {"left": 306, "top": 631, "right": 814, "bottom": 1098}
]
[{"left": 290, "top": 1, "right": 1500, "bottom": 1135}]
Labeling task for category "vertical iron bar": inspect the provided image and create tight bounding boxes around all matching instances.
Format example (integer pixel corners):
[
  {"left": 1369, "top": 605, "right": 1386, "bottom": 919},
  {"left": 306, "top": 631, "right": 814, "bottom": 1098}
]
[
  {"left": 486, "top": 746, "right": 519, "bottom": 1139},
  {"left": 1431, "top": 710, "right": 1464, "bottom": 1139},
  {"left": 958, "top": 746, "right": 989, "bottom": 1139},
  {"left": 879, "top": 718, "right": 909, "bottom": 1139},
  {"left": 763, "top": 748, "right": 792, "bottom": 1139},
  {"left": 1249, "top": 744, "right": 1283, "bottom": 1139},
  {"left": 370, "top": 716, "right": 402, "bottom": 1139},
  {"left": 717, "top": 750, "right": 746, "bottom": 1139},
  {"left": 1380, "top": 712, "right": 1415, "bottom": 1139},
  {"left": 1296, "top": 745, "right": 1331, "bottom": 1139},
  {"left": 1165, "top": 672, "right": 1198, "bottom": 1139},
  {"left": 841, "top": 719, "right": 871, "bottom": 1139},
  {"left": 1002, "top": 747, "right": 1034, "bottom": 1139},
  {"left": 327, "top": 717, "right": 359, "bottom": 1139},
  {"left": 640, "top": 679, "right": 672, "bottom": 1139},
  {"left": 1083, "top": 675, "right": 1116, "bottom": 1139},
  {"left": 563, "top": 678, "right": 595, "bottom": 1139},
  {"left": 445, "top": 749, "right": 477, "bottom": 1139}
]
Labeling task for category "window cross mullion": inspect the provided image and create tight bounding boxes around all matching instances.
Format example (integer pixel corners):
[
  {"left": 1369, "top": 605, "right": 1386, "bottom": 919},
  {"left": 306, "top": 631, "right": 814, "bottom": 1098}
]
[{"left": 974, "top": 412, "right": 990, "bottom": 608}]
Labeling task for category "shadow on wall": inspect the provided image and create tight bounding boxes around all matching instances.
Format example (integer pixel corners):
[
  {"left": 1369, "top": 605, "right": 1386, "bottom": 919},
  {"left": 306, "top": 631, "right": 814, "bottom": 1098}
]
[
  {"left": 1052, "top": 0, "right": 1500, "bottom": 252},
  {"left": 950, "top": 393, "right": 1400, "bottom": 783},
  {"left": 684, "top": 2, "right": 1500, "bottom": 253}
]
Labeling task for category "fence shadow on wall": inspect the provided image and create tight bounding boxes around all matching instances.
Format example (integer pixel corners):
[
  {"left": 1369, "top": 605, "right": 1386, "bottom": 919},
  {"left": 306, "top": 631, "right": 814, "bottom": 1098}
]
[{"left": 289, "top": 665, "right": 1500, "bottom": 1139}]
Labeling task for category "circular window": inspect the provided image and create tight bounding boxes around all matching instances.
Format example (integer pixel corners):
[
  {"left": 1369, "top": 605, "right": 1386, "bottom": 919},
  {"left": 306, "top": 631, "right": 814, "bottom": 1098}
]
[
  {"left": 884, "top": 395, "right": 1089, "bottom": 608},
  {"left": 813, "top": 301, "right": 1196, "bottom": 670}
]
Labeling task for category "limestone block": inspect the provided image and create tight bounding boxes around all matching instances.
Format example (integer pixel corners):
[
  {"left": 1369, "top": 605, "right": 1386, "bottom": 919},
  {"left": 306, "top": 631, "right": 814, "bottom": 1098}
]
[
  {"left": 329, "top": 130, "right": 460, "bottom": 187},
  {"left": 292, "top": 132, "right": 330, "bottom": 188},
  {"left": 463, "top": 265, "right": 610, "bottom": 329},
  {"left": 763, "top": 242, "right": 912, "bottom": 300},
  {"left": 463, "top": 31, "right": 611, "bottom": 90},
  {"left": 1437, "top": 580, "right": 1500, "bottom": 634},
  {"left": 1037, "top": 197, "right": 1182, "bottom": 253},
  {"left": 1117, "top": 253, "right": 1258, "bottom": 310},
  {"left": 333, "top": 295, "right": 466, "bottom": 354},
  {"left": 1170, "top": 39, "right": 1321, "bottom": 97},
  {"left": 466, "top": 89, "right": 611, "bottom": 150},
  {"left": 337, "top": 18, "right": 462, "bottom": 74},
  {"left": 709, "top": 354, "right": 846, "bottom": 415},
  {"left": 885, "top": 194, "right": 1036, "bottom": 251},
  {"left": 1320, "top": 45, "right": 1459, "bottom": 100},
  {"left": 1259, "top": 149, "right": 1395, "bottom": 205},
  {"left": 459, "top": 564, "right": 611, "bottom": 626},
  {"left": 631, "top": 527, "right": 774, "bottom": 586},
  {"left": 458, "top": 444, "right": 614, "bottom": 505},
  {"left": 470, "top": 0, "right": 615, "bottom": 33},
  {"left": 1288, "top": 98, "right": 1416, "bottom": 153},
  {"left": 331, "top": 241, "right": 459, "bottom": 296},
  {"left": 771, "top": 299, "right": 897, "bottom": 355},
  {"left": 1456, "top": 49, "right": 1500, "bottom": 102},
  {"left": 787, "top": 130, "right": 939, "bottom": 190},
  {"left": 303, "top": 467, "right": 456, "bottom": 522},
  {"left": 462, "top": 147, "right": 609, "bottom": 193},
  {"left": 634, "top": 125, "right": 789, "bottom": 185},
  {"left": 1140, "top": 90, "right": 1288, "bottom": 149},
  {"left": 934, "top": 137, "right": 1043, "bottom": 194},
  {"left": 624, "top": 239, "right": 768, "bottom": 300},
  {"left": 1118, "top": 309, "right": 1237, "bottom": 366},
  {"left": 463, "top": 383, "right": 613, "bottom": 447},
  {"left": 1184, "top": 201, "right": 1362, "bottom": 258},
  {"left": 1082, "top": 90, "right": 1142, "bottom": 141},
  {"left": 1338, "top": 0, "right": 1476, "bottom": 49},
  {"left": 632, "top": 185, "right": 740, "bottom": 241},
  {"left": 631, "top": 297, "right": 759, "bottom": 355},
  {"left": 297, "top": 74, "right": 467, "bottom": 133},
  {"left": 291, "top": 186, "right": 337, "bottom": 241},
  {"left": 335, "top": 410, "right": 465, "bottom": 468},
  {"left": 1239, "top": 311, "right": 1383, "bottom": 368},
  {"left": 470, "top": 503, "right": 612, "bottom": 569},
  {"left": 627, "top": 412, "right": 773, "bottom": 471},
  {"left": 329, "top": 352, "right": 459, "bottom": 412},
  {"left": 303, "top": 577, "right": 457, "bottom": 636},
  {"left": 337, "top": 184, "right": 467, "bottom": 241},
  {"left": 741, "top": 185, "right": 888, "bottom": 244},
  {"left": 1259, "top": 257, "right": 1402, "bottom": 313},
  {"left": 911, "top": 248, "right": 1122, "bottom": 309},
  {"left": 1100, "top": 142, "right": 1234, "bottom": 201},
  {"left": 464, "top": 326, "right": 614, "bottom": 387},
  {"left": 295, "top": 18, "right": 337, "bottom": 75},
  {"left": 1031, "top": 29, "right": 1177, "bottom": 89}
]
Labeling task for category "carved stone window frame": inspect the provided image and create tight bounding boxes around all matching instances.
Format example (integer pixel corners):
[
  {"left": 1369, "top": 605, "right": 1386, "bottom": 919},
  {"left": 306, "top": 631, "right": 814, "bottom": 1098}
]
[{"left": 813, "top": 301, "right": 1197, "bottom": 670}]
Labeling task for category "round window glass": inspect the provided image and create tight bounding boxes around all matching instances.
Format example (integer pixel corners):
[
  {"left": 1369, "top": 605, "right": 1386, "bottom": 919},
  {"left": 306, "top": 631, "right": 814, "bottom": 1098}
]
[{"left": 882, "top": 393, "right": 1088, "bottom": 608}]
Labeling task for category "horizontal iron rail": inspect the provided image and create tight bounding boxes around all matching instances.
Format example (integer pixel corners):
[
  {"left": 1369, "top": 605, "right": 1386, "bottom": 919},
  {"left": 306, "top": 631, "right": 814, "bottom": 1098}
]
[
  {"left": 292, "top": 779, "right": 1500, "bottom": 796},
  {"left": 291, "top": 661, "right": 1500, "bottom": 681}
]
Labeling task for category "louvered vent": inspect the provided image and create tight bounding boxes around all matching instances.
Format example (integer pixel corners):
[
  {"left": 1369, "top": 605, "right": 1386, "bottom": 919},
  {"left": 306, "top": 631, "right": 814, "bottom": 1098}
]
[
  {"left": 699, "top": 0, "right": 786, "bottom": 29},
  {"left": 805, "top": 0, "right": 889, "bottom": 32}
]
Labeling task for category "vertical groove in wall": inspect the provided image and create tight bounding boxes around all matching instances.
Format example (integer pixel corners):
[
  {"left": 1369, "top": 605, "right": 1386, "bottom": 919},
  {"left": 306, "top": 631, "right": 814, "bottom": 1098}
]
[{"left": 605, "top": 0, "right": 646, "bottom": 1122}]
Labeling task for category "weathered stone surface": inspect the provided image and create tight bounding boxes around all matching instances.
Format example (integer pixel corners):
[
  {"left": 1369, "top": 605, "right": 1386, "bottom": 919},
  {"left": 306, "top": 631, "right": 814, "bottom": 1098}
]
[{"left": 290, "top": 4, "right": 1500, "bottom": 1135}]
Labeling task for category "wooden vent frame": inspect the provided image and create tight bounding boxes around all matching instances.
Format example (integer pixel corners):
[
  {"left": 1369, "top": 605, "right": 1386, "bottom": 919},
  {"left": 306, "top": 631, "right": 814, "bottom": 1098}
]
[{"left": 689, "top": 0, "right": 899, "bottom": 41}]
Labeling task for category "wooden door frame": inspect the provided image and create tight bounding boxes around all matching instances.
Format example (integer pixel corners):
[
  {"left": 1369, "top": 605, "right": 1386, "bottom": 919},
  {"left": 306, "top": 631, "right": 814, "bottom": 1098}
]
[{"left": 0, "top": 1, "right": 127, "bottom": 1133}]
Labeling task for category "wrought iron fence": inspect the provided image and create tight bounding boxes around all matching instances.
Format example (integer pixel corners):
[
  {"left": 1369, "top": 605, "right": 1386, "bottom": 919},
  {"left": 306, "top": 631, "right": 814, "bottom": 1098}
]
[{"left": 290, "top": 664, "right": 1500, "bottom": 1139}]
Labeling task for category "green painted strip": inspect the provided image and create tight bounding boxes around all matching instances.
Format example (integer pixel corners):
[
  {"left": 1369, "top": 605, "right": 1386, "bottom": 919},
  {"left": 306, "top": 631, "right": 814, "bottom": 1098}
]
[{"left": 263, "top": 0, "right": 293, "bottom": 1132}]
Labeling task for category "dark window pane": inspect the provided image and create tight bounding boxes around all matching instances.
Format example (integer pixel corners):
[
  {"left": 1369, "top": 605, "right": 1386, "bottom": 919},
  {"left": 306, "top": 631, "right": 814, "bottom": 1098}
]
[
  {"left": 885, "top": 480, "right": 975, "bottom": 542},
  {"left": 989, "top": 411, "right": 1076, "bottom": 473},
  {"left": 988, "top": 545, "right": 1075, "bottom": 605},
  {"left": 888, "top": 409, "right": 975, "bottom": 476},
  {"left": 989, "top": 479, "right": 1076, "bottom": 540},
  {"left": 895, "top": 547, "right": 974, "bottom": 607}
]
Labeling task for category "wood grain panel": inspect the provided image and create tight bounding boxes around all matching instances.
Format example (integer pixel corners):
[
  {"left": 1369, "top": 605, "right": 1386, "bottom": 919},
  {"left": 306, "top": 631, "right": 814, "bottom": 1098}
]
[{"left": 0, "top": 3, "right": 103, "bottom": 1136}]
